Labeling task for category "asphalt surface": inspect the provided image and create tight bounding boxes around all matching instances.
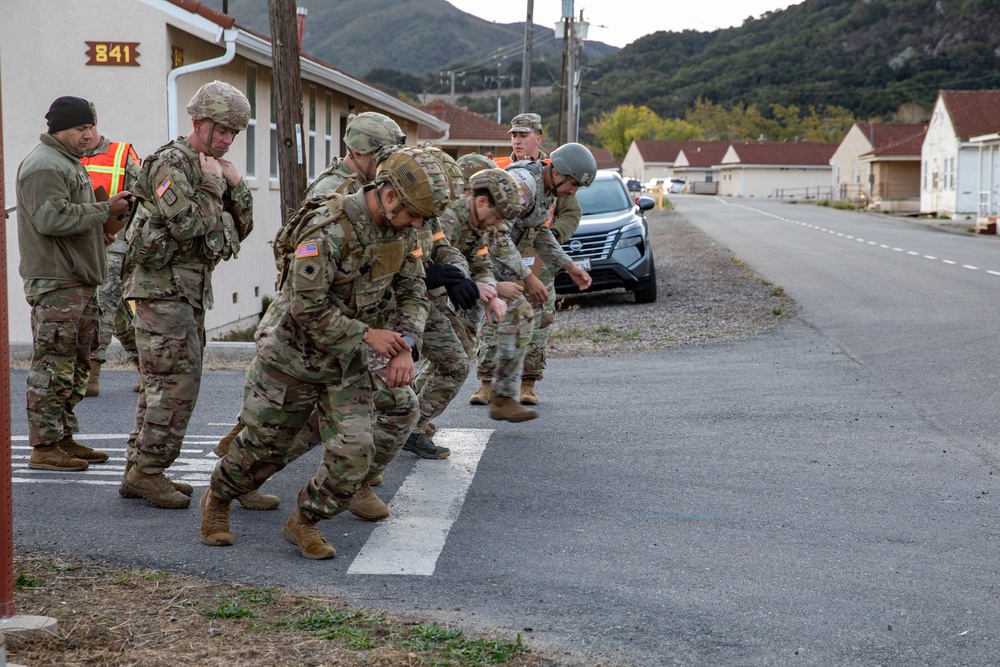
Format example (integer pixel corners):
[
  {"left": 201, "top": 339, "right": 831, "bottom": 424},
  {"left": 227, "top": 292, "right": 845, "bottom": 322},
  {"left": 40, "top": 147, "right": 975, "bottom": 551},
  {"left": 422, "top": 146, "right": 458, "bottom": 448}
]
[{"left": 9, "top": 195, "right": 1000, "bottom": 666}]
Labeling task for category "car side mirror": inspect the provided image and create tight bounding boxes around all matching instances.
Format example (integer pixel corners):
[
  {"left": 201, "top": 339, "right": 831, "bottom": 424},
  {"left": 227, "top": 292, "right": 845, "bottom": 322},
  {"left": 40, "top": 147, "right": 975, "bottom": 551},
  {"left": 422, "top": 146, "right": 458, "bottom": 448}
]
[{"left": 636, "top": 196, "right": 656, "bottom": 212}]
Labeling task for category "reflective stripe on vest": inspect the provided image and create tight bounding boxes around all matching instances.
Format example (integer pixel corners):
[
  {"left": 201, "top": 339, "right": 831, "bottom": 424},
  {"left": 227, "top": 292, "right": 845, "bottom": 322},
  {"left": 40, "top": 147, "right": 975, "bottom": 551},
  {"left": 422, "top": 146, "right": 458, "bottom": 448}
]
[{"left": 82, "top": 142, "right": 136, "bottom": 195}]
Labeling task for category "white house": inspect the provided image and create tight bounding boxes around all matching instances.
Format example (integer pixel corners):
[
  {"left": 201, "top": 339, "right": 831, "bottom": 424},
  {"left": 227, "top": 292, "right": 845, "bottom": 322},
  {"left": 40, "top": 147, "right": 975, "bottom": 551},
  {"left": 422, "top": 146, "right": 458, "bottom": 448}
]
[
  {"left": 830, "top": 123, "right": 925, "bottom": 202},
  {"left": 620, "top": 140, "right": 729, "bottom": 185},
  {"left": 673, "top": 144, "right": 729, "bottom": 193},
  {"left": 921, "top": 90, "right": 1000, "bottom": 218},
  {"left": 716, "top": 142, "right": 837, "bottom": 199},
  {"left": 970, "top": 130, "right": 1000, "bottom": 232},
  {"left": 1, "top": 0, "right": 448, "bottom": 345}
]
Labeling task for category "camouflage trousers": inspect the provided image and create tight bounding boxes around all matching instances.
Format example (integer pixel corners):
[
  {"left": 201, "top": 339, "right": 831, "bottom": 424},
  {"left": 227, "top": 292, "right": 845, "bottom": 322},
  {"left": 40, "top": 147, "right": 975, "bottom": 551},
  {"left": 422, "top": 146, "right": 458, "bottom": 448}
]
[
  {"left": 475, "top": 296, "right": 535, "bottom": 398},
  {"left": 93, "top": 249, "right": 138, "bottom": 363},
  {"left": 127, "top": 298, "right": 205, "bottom": 475},
  {"left": 413, "top": 301, "right": 478, "bottom": 432},
  {"left": 523, "top": 268, "right": 557, "bottom": 382},
  {"left": 25, "top": 286, "right": 99, "bottom": 447},
  {"left": 211, "top": 356, "right": 418, "bottom": 522}
]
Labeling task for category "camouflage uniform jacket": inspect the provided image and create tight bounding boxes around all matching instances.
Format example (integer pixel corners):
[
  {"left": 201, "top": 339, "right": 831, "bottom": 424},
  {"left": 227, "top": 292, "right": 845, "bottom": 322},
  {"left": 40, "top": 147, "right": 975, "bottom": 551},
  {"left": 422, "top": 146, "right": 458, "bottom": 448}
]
[
  {"left": 437, "top": 197, "right": 496, "bottom": 288},
  {"left": 16, "top": 133, "right": 111, "bottom": 294},
  {"left": 304, "top": 157, "right": 356, "bottom": 199},
  {"left": 84, "top": 135, "right": 141, "bottom": 255},
  {"left": 505, "top": 159, "right": 573, "bottom": 272},
  {"left": 414, "top": 213, "right": 472, "bottom": 301},
  {"left": 123, "top": 137, "right": 253, "bottom": 310},
  {"left": 256, "top": 190, "right": 430, "bottom": 385}
]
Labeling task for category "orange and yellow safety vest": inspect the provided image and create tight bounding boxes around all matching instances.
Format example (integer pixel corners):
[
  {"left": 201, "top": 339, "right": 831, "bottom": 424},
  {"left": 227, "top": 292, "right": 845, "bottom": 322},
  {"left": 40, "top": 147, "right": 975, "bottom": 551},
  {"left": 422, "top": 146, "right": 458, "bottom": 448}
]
[{"left": 82, "top": 141, "right": 138, "bottom": 196}]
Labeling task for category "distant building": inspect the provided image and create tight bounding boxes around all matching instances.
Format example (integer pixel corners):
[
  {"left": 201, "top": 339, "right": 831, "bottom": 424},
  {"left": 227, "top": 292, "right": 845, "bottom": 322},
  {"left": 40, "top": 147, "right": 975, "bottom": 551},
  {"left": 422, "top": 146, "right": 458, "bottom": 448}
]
[
  {"left": 416, "top": 99, "right": 510, "bottom": 160},
  {"left": 830, "top": 123, "right": 925, "bottom": 205},
  {"left": 921, "top": 90, "right": 1000, "bottom": 217},
  {"left": 858, "top": 128, "right": 925, "bottom": 214},
  {"left": 590, "top": 147, "right": 620, "bottom": 172},
  {"left": 673, "top": 144, "right": 730, "bottom": 191},
  {"left": 1, "top": 0, "right": 448, "bottom": 344},
  {"left": 621, "top": 140, "right": 730, "bottom": 184},
  {"left": 716, "top": 142, "right": 837, "bottom": 199}
]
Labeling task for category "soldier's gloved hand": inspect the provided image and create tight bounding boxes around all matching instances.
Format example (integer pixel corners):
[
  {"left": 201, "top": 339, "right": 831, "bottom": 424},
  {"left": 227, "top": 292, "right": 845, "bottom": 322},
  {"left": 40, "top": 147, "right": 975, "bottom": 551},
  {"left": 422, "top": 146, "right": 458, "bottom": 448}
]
[
  {"left": 446, "top": 277, "right": 480, "bottom": 310},
  {"left": 424, "top": 263, "right": 465, "bottom": 289}
]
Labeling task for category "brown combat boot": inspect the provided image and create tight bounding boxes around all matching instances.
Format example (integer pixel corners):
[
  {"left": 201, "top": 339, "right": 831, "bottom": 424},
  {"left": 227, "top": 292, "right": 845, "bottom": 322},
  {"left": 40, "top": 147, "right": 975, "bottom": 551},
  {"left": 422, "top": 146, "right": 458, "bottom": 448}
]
[
  {"left": 489, "top": 395, "right": 538, "bottom": 423},
  {"left": 28, "top": 444, "right": 88, "bottom": 472},
  {"left": 425, "top": 422, "right": 437, "bottom": 437},
  {"left": 469, "top": 380, "right": 493, "bottom": 405},
  {"left": 85, "top": 360, "right": 101, "bottom": 397},
  {"left": 199, "top": 489, "right": 234, "bottom": 546},
  {"left": 120, "top": 465, "right": 191, "bottom": 509},
  {"left": 369, "top": 473, "right": 383, "bottom": 487},
  {"left": 281, "top": 509, "right": 336, "bottom": 559},
  {"left": 349, "top": 482, "right": 390, "bottom": 521},
  {"left": 212, "top": 422, "right": 243, "bottom": 457},
  {"left": 120, "top": 460, "right": 192, "bottom": 498},
  {"left": 236, "top": 489, "right": 281, "bottom": 511},
  {"left": 519, "top": 380, "right": 539, "bottom": 405},
  {"left": 57, "top": 436, "right": 109, "bottom": 463}
]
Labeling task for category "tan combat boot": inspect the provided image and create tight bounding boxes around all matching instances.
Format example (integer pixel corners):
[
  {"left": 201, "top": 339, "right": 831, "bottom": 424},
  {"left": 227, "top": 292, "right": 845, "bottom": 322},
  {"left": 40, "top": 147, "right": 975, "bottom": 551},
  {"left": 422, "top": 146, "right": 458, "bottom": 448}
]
[
  {"left": 85, "top": 360, "right": 101, "bottom": 397},
  {"left": 120, "top": 460, "right": 192, "bottom": 498},
  {"left": 425, "top": 422, "right": 437, "bottom": 437},
  {"left": 236, "top": 489, "right": 281, "bottom": 511},
  {"left": 199, "top": 489, "right": 234, "bottom": 546},
  {"left": 489, "top": 395, "right": 538, "bottom": 423},
  {"left": 519, "top": 380, "right": 539, "bottom": 405},
  {"left": 28, "top": 444, "right": 88, "bottom": 472},
  {"left": 349, "top": 482, "right": 390, "bottom": 521},
  {"left": 212, "top": 422, "right": 243, "bottom": 457},
  {"left": 57, "top": 436, "right": 109, "bottom": 463},
  {"left": 120, "top": 465, "right": 191, "bottom": 509},
  {"left": 281, "top": 509, "right": 336, "bottom": 559},
  {"left": 469, "top": 380, "right": 493, "bottom": 405}
]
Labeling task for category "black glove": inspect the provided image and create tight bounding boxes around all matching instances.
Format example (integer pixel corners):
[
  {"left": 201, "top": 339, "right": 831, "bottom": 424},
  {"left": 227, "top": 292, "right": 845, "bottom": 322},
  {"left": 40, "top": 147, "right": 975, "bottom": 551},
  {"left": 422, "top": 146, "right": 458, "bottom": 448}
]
[
  {"left": 424, "top": 263, "right": 465, "bottom": 289},
  {"left": 446, "top": 277, "right": 480, "bottom": 310}
]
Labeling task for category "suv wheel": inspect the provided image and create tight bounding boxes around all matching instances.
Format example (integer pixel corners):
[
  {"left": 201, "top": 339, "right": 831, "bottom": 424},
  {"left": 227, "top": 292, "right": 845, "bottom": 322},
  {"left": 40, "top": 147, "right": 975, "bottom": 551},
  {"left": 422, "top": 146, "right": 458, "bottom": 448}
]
[{"left": 633, "top": 259, "right": 657, "bottom": 304}]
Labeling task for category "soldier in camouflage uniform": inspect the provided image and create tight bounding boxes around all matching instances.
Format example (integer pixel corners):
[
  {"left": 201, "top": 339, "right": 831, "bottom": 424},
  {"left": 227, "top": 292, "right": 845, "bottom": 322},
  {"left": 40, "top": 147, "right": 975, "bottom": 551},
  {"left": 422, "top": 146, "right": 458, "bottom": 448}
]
[
  {"left": 119, "top": 81, "right": 254, "bottom": 510},
  {"left": 474, "top": 113, "right": 584, "bottom": 407},
  {"left": 17, "top": 96, "right": 132, "bottom": 471},
  {"left": 403, "top": 164, "right": 526, "bottom": 457},
  {"left": 200, "top": 147, "right": 451, "bottom": 559},
  {"left": 81, "top": 104, "right": 142, "bottom": 397},
  {"left": 471, "top": 143, "right": 597, "bottom": 418},
  {"left": 305, "top": 111, "right": 405, "bottom": 199}
]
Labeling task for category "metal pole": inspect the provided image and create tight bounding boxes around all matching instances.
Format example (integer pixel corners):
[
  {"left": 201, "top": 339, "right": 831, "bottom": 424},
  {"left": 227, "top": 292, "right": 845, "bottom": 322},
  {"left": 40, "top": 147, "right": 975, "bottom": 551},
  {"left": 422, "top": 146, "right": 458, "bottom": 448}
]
[
  {"left": 519, "top": 0, "right": 534, "bottom": 114},
  {"left": 0, "top": 56, "right": 15, "bottom": 620},
  {"left": 566, "top": 16, "right": 577, "bottom": 144},
  {"left": 556, "top": 17, "right": 569, "bottom": 146}
]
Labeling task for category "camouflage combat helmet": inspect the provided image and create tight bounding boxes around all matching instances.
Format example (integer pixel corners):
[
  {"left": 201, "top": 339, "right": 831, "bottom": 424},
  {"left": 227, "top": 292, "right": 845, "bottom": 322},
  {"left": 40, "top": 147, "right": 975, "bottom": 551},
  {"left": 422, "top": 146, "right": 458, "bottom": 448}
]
[
  {"left": 549, "top": 142, "right": 597, "bottom": 187},
  {"left": 423, "top": 146, "right": 465, "bottom": 200},
  {"left": 507, "top": 167, "right": 538, "bottom": 217},
  {"left": 345, "top": 112, "right": 405, "bottom": 162},
  {"left": 457, "top": 153, "right": 497, "bottom": 182},
  {"left": 186, "top": 80, "right": 251, "bottom": 131},
  {"left": 375, "top": 146, "right": 452, "bottom": 218},
  {"left": 467, "top": 168, "right": 526, "bottom": 220}
]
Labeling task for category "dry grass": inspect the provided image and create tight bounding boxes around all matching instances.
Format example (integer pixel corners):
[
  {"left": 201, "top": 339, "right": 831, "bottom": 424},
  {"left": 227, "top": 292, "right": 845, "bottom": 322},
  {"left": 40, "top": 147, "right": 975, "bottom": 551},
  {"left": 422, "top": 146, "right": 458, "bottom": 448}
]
[{"left": 7, "top": 551, "right": 561, "bottom": 667}]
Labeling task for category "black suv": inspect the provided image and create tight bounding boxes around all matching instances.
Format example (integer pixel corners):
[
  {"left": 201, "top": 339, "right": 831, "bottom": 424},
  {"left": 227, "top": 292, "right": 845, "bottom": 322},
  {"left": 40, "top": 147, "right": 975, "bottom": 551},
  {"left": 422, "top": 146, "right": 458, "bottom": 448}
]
[{"left": 555, "top": 170, "right": 657, "bottom": 303}]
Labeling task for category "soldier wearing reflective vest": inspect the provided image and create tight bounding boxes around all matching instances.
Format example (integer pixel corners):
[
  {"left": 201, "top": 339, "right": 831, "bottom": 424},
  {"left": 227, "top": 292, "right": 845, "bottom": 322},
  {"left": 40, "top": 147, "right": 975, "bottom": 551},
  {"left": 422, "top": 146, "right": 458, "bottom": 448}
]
[{"left": 81, "top": 103, "right": 141, "bottom": 397}]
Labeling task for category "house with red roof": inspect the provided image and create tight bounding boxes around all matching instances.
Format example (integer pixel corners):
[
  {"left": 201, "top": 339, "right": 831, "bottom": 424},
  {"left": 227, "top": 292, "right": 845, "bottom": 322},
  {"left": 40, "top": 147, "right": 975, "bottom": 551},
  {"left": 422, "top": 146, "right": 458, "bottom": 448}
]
[
  {"left": 673, "top": 144, "right": 730, "bottom": 193},
  {"left": 857, "top": 127, "right": 926, "bottom": 213},
  {"left": 416, "top": 99, "right": 510, "bottom": 160},
  {"left": 1, "top": 0, "right": 448, "bottom": 344},
  {"left": 717, "top": 142, "right": 837, "bottom": 199},
  {"left": 921, "top": 90, "right": 1000, "bottom": 217},
  {"left": 830, "top": 123, "right": 926, "bottom": 206},
  {"left": 621, "top": 140, "right": 730, "bottom": 184}
]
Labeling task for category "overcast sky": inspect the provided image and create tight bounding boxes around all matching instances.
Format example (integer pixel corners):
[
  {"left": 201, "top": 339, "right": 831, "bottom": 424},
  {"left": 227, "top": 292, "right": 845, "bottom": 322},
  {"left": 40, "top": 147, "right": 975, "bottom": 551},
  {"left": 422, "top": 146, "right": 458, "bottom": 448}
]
[{"left": 445, "top": 0, "right": 802, "bottom": 49}]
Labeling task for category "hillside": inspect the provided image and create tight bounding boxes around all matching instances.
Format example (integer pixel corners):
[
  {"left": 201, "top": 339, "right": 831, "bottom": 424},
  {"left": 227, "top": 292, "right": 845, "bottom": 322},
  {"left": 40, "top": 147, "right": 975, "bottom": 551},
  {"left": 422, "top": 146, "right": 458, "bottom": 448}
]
[{"left": 207, "top": 0, "right": 618, "bottom": 78}]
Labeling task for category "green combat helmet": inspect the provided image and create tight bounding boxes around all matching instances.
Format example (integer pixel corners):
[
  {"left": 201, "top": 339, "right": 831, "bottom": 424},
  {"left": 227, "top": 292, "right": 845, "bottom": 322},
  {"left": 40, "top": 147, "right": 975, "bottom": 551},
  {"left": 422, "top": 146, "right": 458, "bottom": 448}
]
[
  {"left": 550, "top": 142, "right": 597, "bottom": 187},
  {"left": 507, "top": 167, "right": 538, "bottom": 217},
  {"left": 456, "top": 153, "right": 497, "bottom": 182},
  {"left": 375, "top": 146, "right": 452, "bottom": 218},
  {"left": 423, "top": 146, "right": 466, "bottom": 201},
  {"left": 345, "top": 112, "right": 405, "bottom": 163},
  {"left": 467, "top": 168, "right": 526, "bottom": 220},
  {"left": 186, "top": 80, "right": 251, "bottom": 131}
]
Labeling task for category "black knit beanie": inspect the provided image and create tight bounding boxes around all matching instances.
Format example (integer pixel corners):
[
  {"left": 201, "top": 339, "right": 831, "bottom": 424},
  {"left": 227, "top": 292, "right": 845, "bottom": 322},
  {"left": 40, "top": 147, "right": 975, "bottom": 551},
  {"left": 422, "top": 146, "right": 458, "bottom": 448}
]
[{"left": 45, "top": 96, "right": 95, "bottom": 133}]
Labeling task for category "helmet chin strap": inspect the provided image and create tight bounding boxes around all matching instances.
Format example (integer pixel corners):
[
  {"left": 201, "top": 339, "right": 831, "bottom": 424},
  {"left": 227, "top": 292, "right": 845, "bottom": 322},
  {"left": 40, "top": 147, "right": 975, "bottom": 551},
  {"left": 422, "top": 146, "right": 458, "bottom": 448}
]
[
  {"left": 372, "top": 183, "right": 406, "bottom": 223},
  {"left": 351, "top": 150, "right": 376, "bottom": 184},
  {"left": 193, "top": 120, "right": 223, "bottom": 158},
  {"left": 545, "top": 164, "right": 566, "bottom": 196}
]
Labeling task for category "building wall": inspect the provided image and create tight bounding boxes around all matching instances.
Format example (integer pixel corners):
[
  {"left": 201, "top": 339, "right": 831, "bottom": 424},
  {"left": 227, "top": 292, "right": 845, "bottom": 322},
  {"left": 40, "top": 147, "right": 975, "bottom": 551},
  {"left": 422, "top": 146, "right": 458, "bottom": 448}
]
[
  {"left": 830, "top": 125, "right": 873, "bottom": 201},
  {"left": 620, "top": 143, "right": 645, "bottom": 181},
  {"left": 717, "top": 166, "right": 832, "bottom": 198},
  {"left": 921, "top": 99, "right": 958, "bottom": 216}
]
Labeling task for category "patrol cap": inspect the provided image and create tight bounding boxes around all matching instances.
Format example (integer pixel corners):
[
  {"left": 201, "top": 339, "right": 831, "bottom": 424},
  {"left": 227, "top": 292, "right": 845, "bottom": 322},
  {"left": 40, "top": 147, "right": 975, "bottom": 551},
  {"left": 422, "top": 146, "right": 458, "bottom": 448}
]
[{"left": 508, "top": 112, "right": 543, "bottom": 134}]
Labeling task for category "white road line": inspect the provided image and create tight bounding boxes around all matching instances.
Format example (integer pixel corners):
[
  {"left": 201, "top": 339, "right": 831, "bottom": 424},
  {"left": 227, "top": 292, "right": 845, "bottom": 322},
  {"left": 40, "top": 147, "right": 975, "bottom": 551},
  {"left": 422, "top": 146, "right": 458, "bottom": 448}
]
[
  {"left": 963, "top": 265, "right": 979, "bottom": 270},
  {"left": 943, "top": 259, "right": 957, "bottom": 264},
  {"left": 348, "top": 428, "right": 492, "bottom": 576}
]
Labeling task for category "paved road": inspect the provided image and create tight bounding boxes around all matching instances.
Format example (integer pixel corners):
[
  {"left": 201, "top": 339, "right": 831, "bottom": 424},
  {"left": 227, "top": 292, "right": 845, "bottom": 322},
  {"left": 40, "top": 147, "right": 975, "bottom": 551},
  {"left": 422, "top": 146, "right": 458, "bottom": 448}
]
[{"left": 10, "top": 196, "right": 1000, "bottom": 666}]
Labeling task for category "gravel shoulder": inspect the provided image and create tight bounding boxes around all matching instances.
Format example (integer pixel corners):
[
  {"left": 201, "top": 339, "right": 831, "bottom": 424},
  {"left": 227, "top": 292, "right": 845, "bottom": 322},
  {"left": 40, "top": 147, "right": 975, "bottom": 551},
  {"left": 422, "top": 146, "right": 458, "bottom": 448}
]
[{"left": 547, "top": 207, "right": 794, "bottom": 357}]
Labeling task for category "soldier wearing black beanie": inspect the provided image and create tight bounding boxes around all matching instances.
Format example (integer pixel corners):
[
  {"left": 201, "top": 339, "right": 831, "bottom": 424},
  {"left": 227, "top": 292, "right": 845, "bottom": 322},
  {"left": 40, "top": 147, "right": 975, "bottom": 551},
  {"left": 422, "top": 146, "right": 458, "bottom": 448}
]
[{"left": 45, "top": 96, "right": 95, "bottom": 134}]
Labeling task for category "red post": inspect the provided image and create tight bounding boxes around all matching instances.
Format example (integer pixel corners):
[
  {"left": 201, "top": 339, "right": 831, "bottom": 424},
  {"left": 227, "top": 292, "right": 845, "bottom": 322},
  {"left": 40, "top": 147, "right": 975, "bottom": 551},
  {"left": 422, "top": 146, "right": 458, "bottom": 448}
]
[{"left": 0, "top": 61, "right": 16, "bottom": 619}]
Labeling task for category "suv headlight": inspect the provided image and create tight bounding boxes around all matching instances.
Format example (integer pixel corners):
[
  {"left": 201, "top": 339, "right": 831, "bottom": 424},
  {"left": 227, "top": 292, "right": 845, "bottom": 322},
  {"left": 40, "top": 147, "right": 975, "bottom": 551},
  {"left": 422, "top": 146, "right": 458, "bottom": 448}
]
[{"left": 615, "top": 219, "right": 645, "bottom": 250}]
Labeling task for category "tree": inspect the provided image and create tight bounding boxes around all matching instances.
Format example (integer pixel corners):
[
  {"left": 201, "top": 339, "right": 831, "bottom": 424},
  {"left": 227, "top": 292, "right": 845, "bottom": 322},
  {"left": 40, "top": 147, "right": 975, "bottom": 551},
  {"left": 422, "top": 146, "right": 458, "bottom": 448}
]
[{"left": 590, "top": 105, "right": 702, "bottom": 160}]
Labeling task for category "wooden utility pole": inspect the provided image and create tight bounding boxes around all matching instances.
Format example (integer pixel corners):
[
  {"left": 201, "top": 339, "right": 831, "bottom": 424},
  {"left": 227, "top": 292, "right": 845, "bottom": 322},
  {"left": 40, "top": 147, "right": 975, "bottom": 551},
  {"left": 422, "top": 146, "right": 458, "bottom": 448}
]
[
  {"left": 519, "top": 0, "right": 534, "bottom": 114},
  {"left": 268, "top": 0, "right": 306, "bottom": 223},
  {"left": 1, "top": 56, "right": 14, "bottom": 621}
]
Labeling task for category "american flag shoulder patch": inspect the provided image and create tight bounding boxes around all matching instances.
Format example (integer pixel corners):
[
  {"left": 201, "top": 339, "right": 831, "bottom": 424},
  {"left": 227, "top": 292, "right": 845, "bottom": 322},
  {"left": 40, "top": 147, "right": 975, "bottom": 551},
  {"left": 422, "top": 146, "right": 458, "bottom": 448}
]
[
  {"left": 295, "top": 242, "right": 319, "bottom": 258},
  {"left": 155, "top": 178, "right": 172, "bottom": 197}
]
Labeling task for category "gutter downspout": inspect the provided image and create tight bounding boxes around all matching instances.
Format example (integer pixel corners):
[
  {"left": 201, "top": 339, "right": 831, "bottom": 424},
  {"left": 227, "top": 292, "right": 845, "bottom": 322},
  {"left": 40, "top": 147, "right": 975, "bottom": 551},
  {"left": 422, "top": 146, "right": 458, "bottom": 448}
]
[{"left": 166, "top": 28, "right": 239, "bottom": 141}]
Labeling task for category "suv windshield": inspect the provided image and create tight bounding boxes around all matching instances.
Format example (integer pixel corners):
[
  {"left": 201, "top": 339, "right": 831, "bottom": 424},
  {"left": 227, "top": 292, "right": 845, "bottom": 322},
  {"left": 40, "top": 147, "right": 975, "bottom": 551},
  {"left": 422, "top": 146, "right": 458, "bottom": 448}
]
[{"left": 576, "top": 177, "right": 631, "bottom": 215}]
